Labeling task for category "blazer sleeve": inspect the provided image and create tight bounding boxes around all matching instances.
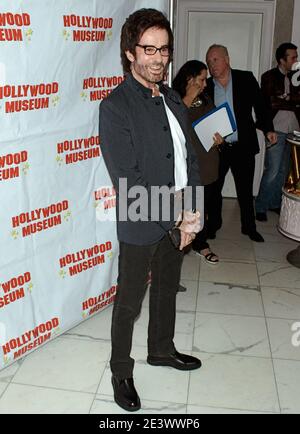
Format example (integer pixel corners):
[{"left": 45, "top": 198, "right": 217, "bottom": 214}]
[{"left": 250, "top": 72, "right": 274, "bottom": 134}]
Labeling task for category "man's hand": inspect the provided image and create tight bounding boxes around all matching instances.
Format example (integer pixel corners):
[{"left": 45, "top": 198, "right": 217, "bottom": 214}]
[
  {"left": 213, "top": 132, "right": 224, "bottom": 146},
  {"left": 266, "top": 132, "right": 277, "bottom": 145},
  {"left": 177, "top": 210, "right": 201, "bottom": 250},
  {"left": 179, "top": 232, "right": 195, "bottom": 251},
  {"left": 179, "top": 210, "right": 201, "bottom": 234}
]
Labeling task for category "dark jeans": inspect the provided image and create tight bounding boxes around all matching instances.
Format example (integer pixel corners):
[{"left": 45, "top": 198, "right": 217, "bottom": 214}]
[
  {"left": 209, "top": 145, "right": 256, "bottom": 233},
  {"left": 255, "top": 132, "right": 290, "bottom": 213},
  {"left": 192, "top": 182, "right": 218, "bottom": 251},
  {"left": 110, "top": 234, "right": 184, "bottom": 379}
]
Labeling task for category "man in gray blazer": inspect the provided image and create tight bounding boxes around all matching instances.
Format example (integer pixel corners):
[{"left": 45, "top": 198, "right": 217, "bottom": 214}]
[{"left": 99, "top": 8, "right": 202, "bottom": 412}]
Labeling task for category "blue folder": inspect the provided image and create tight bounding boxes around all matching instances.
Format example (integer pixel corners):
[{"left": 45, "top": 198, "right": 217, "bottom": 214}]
[{"left": 192, "top": 102, "right": 237, "bottom": 134}]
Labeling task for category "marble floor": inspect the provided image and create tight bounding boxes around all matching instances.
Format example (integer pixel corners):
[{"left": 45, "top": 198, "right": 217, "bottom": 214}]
[{"left": 1, "top": 198, "right": 300, "bottom": 414}]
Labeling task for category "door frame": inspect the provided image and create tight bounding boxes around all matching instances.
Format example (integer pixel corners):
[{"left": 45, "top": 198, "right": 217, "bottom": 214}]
[{"left": 173, "top": 0, "right": 276, "bottom": 78}]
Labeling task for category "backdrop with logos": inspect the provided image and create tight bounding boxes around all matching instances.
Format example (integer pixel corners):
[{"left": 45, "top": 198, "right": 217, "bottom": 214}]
[{"left": 0, "top": 0, "right": 168, "bottom": 371}]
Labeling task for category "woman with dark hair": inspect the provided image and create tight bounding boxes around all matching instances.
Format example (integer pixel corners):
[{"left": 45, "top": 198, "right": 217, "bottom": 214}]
[{"left": 173, "top": 60, "right": 223, "bottom": 264}]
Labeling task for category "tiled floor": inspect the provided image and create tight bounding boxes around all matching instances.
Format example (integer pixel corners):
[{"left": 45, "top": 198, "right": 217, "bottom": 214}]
[{"left": 1, "top": 199, "right": 300, "bottom": 414}]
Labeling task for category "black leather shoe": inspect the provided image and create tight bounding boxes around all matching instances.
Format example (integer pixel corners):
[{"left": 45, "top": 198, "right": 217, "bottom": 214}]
[
  {"left": 242, "top": 229, "right": 264, "bottom": 242},
  {"left": 147, "top": 351, "right": 201, "bottom": 371},
  {"left": 177, "top": 284, "right": 187, "bottom": 292},
  {"left": 207, "top": 232, "right": 216, "bottom": 240},
  {"left": 256, "top": 212, "right": 267, "bottom": 222},
  {"left": 270, "top": 208, "right": 280, "bottom": 215},
  {"left": 111, "top": 376, "right": 141, "bottom": 412}
]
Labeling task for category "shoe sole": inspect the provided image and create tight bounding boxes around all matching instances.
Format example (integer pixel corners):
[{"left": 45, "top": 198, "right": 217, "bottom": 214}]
[
  {"left": 113, "top": 395, "right": 141, "bottom": 412},
  {"left": 147, "top": 359, "right": 201, "bottom": 371},
  {"left": 204, "top": 257, "right": 219, "bottom": 265},
  {"left": 177, "top": 285, "right": 187, "bottom": 292},
  {"left": 111, "top": 377, "right": 141, "bottom": 412},
  {"left": 194, "top": 250, "right": 219, "bottom": 265},
  {"left": 241, "top": 232, "right": 264, "bottom": 242}
]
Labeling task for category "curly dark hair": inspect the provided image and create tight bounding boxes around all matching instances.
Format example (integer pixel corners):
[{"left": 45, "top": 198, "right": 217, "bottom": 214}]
[
  {"left": 172, "top": 60, "right": 207, "bottom": 98},
  {"left": 120, "top": 8, "right": 173, "bottom": 74}
]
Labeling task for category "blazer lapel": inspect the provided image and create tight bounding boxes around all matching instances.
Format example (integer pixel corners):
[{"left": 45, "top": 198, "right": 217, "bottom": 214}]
[{"left": 231, "top": 69, "right": 239, "bottom": 120}]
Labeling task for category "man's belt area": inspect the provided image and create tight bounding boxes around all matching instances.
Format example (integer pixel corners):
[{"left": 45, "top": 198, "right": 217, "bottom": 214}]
[{"left": 217, "top": 140, "right": 239, "bottom": 151}]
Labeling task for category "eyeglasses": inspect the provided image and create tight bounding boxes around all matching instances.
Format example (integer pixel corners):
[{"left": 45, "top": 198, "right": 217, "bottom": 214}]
[{"left": 136, "top": 44, "right": 171, "bottom": 56}]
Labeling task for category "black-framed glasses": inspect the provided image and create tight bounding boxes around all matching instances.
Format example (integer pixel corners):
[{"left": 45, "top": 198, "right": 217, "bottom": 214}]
[{"left": 136, "top": 44, "right": 171, "bottom": 56}]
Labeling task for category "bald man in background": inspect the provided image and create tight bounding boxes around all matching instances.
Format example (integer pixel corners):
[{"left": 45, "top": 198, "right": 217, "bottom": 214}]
[{"left": 205, "top": 44, "right": 277, "bottom": 242}]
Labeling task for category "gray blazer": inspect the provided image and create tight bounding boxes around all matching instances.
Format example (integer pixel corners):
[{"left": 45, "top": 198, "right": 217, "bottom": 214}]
[{"left": 99, "top": 74, "right": 201, "bottom": 245}]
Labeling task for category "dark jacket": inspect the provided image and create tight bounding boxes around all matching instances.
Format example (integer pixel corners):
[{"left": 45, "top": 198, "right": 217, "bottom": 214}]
[
  {"left": 261, "top": 67, "right": 300, "bottom": 124},
  {"left": 206, "top": 69, "right": 274, "bottom": 155},
  {"left": 188, "top": 94, "right": 219, "bottom": 185},
  {"left": 99, "top": 74, "right": 201, "bottom": 245}
]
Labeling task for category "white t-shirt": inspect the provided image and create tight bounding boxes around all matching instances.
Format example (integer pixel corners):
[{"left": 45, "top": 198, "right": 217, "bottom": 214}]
[{"left": 160, "top": 93, "right": 188, "bottom": 191}]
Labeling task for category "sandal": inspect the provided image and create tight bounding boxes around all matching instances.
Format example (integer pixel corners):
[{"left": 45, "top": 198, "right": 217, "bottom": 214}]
[{"left": 199, "top": 250, "right": 219, "bottom": 264}]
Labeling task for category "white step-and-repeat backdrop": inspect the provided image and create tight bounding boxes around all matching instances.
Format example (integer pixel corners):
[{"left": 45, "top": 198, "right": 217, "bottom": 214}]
[{"left": 0, "top": 0, "right": 168, "bottom": 371}]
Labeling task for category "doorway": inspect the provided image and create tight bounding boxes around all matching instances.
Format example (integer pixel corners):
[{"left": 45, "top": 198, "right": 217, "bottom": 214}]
[{"left": 173, "top": 0, "right": 276, "bottom": 197}]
